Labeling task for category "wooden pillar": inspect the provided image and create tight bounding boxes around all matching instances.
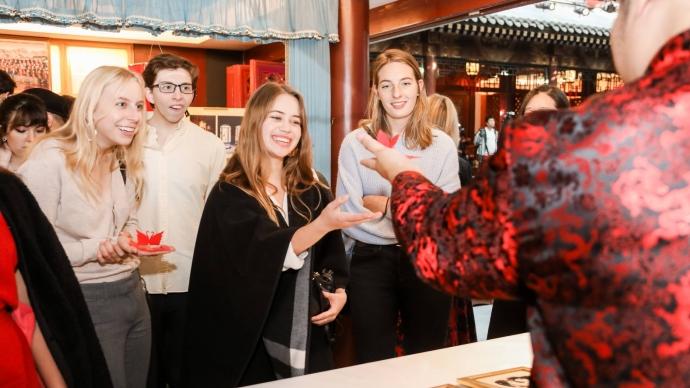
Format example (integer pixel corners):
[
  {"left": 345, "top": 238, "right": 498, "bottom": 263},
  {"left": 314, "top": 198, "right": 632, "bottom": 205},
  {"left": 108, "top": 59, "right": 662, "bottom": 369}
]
[
  {"left": 422, "top": 31, "right": 437, "bottom": 95},
  {"left": 330, "top": 0, "right": 370, "bottom": 187},
  {"left": 581, "top": 70, "right": 597, "bottom": 99}
]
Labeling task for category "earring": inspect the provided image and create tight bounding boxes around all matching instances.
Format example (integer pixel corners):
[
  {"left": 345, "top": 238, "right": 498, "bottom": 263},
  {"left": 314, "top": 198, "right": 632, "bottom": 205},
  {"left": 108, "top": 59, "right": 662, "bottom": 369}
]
[{"left": 1, "top": 137, "right": 6, "bottom": 143}]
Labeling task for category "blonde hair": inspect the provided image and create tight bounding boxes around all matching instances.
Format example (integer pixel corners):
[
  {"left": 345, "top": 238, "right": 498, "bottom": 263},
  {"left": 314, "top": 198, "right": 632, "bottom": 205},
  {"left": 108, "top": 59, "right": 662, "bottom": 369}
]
[
  {"left": 221, "top": 82, "right": 324, "bottom": 225},
  {"left": 360, "top": 49, "right": 433, "bottom": 149},
  {"left": 36, "top": 66, "right": 146, "bottom": 204},
  {"left": 428, "top": 94, "right": 460, "bottom": 147}
]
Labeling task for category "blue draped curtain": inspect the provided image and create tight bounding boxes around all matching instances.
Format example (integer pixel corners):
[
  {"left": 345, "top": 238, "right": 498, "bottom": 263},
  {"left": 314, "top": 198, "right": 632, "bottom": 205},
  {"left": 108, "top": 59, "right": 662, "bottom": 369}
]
[
  {"left": 0, "top": 0, "right": 336, "bottom": 175},
  {"left": 287, "top": 39, "right": 331, "bottom": 179},
  {"left": 0, "top": 0, "right": 339, "bottom": 42}
]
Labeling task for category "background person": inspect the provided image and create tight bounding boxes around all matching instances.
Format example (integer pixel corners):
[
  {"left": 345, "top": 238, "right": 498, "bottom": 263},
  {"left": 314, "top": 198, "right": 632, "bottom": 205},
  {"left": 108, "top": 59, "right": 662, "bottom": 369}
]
[
  {"left": 473, "top": 116, "right": 498, "bottom": 164},
  {"left": 0, "top": 69, "right": 16, "bottom": 102},
  {"left": 428, "top": 93, "right": 473, "bottom": 187},
  {"left": 488, "top": 85, "right": 570, "bottom": 340},
  {"left": 1, "top": 168, "right": 113, "bottom": 387},
  {"left": 0, "top": 93, "right": 48, "bottom": 171},
  {"left": 23, "top": 88, "right": 71, "bottom": 130}
]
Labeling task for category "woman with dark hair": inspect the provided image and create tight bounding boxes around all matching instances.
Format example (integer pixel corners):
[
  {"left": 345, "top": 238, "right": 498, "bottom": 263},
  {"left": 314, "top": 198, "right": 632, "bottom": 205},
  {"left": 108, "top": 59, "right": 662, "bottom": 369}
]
[
  {"left": 516, "top": 84, "right": 570, "bottom": 117},
  {"left": 0, "top": 93, "right": 48, "bottom": 171},
  {"left": 487, "top": 84, "right": 569, "bottom": 340}
]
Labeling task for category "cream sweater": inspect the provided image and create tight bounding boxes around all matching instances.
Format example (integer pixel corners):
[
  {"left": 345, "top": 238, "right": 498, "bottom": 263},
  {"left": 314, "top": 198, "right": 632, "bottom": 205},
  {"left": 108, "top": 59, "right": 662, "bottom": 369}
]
[{"left": 18, "top": 139, "right": 139, "bottom": 283}]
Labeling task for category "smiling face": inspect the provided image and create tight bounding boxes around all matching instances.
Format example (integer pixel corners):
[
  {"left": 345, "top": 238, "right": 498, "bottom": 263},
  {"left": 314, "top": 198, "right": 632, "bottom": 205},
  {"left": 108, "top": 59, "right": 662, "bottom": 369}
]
[
  {"left": 260, "top": 93, "right": 302, "bottom": 163},
  {"left": 146, "top": 68, "right": 195, "bottom": 125},
  {"left": 93, "top": 78, "right": 145, "bottom": 149},
  {"left": 375, "top": 61, "right": 423, "bottom": 124},
  {"left": 5, "top": 124, "right": 47, "bottom": 159}
]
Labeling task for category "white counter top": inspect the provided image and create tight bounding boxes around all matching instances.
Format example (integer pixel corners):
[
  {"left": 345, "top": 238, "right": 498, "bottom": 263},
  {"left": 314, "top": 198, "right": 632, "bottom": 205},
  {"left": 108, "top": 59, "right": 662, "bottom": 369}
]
[{"left": 251, "top": 333, "right": 533, "bottom": 388}]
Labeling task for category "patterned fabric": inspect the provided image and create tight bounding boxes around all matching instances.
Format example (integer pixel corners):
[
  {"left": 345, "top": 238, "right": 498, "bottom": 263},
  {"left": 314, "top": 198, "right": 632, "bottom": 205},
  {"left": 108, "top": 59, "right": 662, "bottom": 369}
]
[{"left": 390, "top": 29, "right": 690, "bottom": 386}]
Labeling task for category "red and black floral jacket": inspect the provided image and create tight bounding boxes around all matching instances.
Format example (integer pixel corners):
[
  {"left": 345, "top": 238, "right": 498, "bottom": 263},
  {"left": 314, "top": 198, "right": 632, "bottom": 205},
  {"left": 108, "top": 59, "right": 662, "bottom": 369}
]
[{"left": 391, "top": 30, "right": 690, "bottom": 386}]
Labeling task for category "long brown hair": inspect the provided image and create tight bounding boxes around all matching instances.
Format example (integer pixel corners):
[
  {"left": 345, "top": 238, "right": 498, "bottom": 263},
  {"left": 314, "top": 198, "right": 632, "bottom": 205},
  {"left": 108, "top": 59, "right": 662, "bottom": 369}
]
[
  {"left": 360, "top": 49, "right": 433, "bottom": 149},
  {"left": 221, "top": 82, "right": 324, "bottom": 225}
]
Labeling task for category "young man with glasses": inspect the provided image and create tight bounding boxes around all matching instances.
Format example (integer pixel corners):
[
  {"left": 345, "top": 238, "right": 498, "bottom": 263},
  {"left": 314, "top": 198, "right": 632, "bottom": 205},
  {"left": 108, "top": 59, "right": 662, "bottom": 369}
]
[{"left": 140, "top": 53, "right": 226, "bottom": 388}]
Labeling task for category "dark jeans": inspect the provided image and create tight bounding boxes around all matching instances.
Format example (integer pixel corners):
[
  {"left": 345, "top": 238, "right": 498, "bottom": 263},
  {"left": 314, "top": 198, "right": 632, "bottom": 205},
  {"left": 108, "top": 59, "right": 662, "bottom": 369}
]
[
  {"left": 348, "top": 241, "right": 452, "bottom": 363},
  {"left": 147, "top": 292, "right": 188, "bottom": 388}
]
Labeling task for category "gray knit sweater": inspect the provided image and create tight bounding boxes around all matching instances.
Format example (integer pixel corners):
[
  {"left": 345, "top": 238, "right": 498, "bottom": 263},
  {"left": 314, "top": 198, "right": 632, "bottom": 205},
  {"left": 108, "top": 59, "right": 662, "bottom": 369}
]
[{"left": 336, "top": 128, "right": 460, "bottom": 246}]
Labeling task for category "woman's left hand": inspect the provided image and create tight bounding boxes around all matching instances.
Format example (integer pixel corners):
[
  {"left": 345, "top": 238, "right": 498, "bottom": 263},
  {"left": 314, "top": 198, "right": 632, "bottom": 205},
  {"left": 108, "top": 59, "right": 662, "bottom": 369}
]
[{"left": 311, "top": 288, "right": 347, "bottom": 326}]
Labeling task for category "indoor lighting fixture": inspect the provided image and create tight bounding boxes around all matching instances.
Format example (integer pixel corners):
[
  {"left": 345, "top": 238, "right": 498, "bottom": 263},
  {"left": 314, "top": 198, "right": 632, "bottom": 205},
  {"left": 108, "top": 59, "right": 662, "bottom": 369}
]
[
  {"left": 465, "top": 62, "right": 480, "bottom": 76},
  {"left": 535, "top": 1, "right": 556, "bottom": 10},
  {"left": 602, "top": 1, "right": 617, "bottom": 13},
  {"left": 574, "top": 6, "right": 591, "bottom": 16}
]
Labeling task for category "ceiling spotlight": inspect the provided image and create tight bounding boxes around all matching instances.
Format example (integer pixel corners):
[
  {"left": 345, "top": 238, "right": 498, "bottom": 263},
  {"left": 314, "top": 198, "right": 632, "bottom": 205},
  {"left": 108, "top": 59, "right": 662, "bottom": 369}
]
[
  {"left": 574, "top": 6, "right": 591, "bottom": 16},
  {"left": 602, "top": 1, "right": 617, "bottom": 13},
  {"left": 535, "top": 1, "right": 556, "bottom": 11}
]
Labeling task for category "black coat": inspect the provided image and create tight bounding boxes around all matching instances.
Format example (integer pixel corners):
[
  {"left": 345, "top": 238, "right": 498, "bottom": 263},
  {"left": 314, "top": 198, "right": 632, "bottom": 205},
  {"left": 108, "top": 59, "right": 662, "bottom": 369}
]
[
  {"left": 182, "top": 181, "right": 348, "bottom": 387},
  {"left": 0, "top": 169, "right": 112, "bottom": 388}
]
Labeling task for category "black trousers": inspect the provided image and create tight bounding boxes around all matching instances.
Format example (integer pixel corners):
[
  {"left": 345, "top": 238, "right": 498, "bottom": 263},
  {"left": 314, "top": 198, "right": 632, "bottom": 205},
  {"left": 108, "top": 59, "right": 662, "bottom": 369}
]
[
  {"left": 487, "top": 300, "right": 528, "bottom": 339},
  {"left": 348, "top": 241, "right": 452, "bottom": 364},
  {"left": 147, "top": 292, "right": 188, "bottom": 388}
]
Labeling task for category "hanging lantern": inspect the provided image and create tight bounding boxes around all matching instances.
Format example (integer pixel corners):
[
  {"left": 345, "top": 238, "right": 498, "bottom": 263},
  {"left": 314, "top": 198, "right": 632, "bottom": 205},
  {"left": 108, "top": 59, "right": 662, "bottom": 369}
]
[{"left": 465, "top": 62, "right": 480, "bottom": 76}]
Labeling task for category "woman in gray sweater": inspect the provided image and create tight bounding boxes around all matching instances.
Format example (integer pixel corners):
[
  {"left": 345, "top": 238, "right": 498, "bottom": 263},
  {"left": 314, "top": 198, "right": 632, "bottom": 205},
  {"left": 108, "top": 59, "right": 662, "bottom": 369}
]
[
  {"left": 19, "top": 66, "right": 151, "bottom": 388},
  {"left": 336, "top": 49, "right": 461, "bottom": 363}
]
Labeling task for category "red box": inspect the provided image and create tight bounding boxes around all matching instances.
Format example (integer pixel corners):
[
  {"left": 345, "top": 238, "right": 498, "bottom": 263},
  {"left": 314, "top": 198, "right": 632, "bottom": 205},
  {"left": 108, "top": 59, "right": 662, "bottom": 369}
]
[{"left": 226, "top": 64, "right": 250, "bottom": 108}]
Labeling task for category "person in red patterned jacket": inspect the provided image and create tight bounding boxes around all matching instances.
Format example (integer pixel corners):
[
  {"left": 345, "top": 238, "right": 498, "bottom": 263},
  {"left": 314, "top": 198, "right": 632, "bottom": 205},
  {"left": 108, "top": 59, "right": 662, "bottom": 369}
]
[{"left": 357, "top": 0, "right": 690, "bottom": 385}]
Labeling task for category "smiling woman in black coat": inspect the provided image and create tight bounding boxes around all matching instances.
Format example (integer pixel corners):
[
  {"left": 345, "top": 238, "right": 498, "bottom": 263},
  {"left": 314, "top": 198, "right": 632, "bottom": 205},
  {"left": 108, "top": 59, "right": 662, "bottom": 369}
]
[{"left": 182, "top": 83, "right": 377, "bottom": 387}]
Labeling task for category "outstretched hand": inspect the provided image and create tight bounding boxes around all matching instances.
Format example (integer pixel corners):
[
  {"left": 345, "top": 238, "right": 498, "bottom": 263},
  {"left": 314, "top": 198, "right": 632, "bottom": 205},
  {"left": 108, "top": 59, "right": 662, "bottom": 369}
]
[
  {"left": 316, "top": 195, "right": 381, "bottom": 232},
  {"left": 357, "top": 133, "right": 421, "bottom": 182}
]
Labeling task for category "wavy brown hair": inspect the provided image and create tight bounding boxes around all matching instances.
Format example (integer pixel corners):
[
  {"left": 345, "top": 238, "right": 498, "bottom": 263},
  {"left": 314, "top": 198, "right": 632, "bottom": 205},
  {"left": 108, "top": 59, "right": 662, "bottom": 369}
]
[
  {"left": 360, "top": 49, "right": 433, "bottom": 149},
  {"left": 221, "top": 82, "right": 324, "bottom": 225}
]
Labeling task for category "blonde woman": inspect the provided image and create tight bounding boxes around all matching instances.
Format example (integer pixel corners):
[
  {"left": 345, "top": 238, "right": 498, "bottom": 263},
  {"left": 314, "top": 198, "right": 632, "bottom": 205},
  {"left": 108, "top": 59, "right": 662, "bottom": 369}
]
[
  {"left": 19, "top": 66, "right": 150, "bottom": 388},
  {"left": 428, "top": 93, "right": 473, "bottom": 187},
  {"left": 336, "top": 49, "right": 461, "bottom": 363},
  {"left": 183, "top": 82, "right": 377, "bottom": 387}
]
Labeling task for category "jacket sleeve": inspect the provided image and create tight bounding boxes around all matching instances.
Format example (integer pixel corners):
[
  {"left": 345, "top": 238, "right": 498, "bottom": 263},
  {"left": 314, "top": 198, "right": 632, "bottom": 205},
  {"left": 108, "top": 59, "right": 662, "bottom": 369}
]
[{"left": 390, "top": 147, "right": 521, "bottom": 300}]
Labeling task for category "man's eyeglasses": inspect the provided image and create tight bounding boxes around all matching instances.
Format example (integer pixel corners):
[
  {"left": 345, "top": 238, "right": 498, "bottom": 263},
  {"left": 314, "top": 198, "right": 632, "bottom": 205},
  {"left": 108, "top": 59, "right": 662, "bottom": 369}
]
[{"left": 152, "top": 82, "right": 195, "bottom": 94}]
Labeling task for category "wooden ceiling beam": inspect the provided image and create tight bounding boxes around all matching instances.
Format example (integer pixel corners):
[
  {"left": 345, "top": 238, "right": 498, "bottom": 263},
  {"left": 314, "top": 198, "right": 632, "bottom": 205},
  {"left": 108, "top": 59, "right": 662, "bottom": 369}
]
[{"left": 369, "top": 0, "right": 539, "bottom": 42}]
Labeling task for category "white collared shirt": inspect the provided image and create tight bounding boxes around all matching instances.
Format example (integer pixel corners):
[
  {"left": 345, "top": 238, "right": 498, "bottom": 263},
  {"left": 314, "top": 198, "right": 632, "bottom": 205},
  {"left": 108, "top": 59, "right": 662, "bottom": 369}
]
[{"left": 138, "top": 118, "right": 227, "bottom": 293}]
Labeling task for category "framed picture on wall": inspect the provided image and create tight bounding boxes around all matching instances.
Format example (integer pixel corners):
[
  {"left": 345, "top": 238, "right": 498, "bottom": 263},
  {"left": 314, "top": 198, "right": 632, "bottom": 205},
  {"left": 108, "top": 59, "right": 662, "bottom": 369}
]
[
  {"left": 187, "top": 107, "right": 244, "bottom": 153},
  {"left": 0, "top": 38, "right": 50, "bottom": 92},
  {"left": 189, "top": 114, "right": 217, "bottom": 136}
]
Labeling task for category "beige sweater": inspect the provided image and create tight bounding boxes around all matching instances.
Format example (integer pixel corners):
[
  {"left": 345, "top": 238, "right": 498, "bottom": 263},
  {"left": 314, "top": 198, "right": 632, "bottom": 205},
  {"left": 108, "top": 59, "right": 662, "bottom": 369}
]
[{"left": 18, "top": 139, "right": 140, "bottom": 283}]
